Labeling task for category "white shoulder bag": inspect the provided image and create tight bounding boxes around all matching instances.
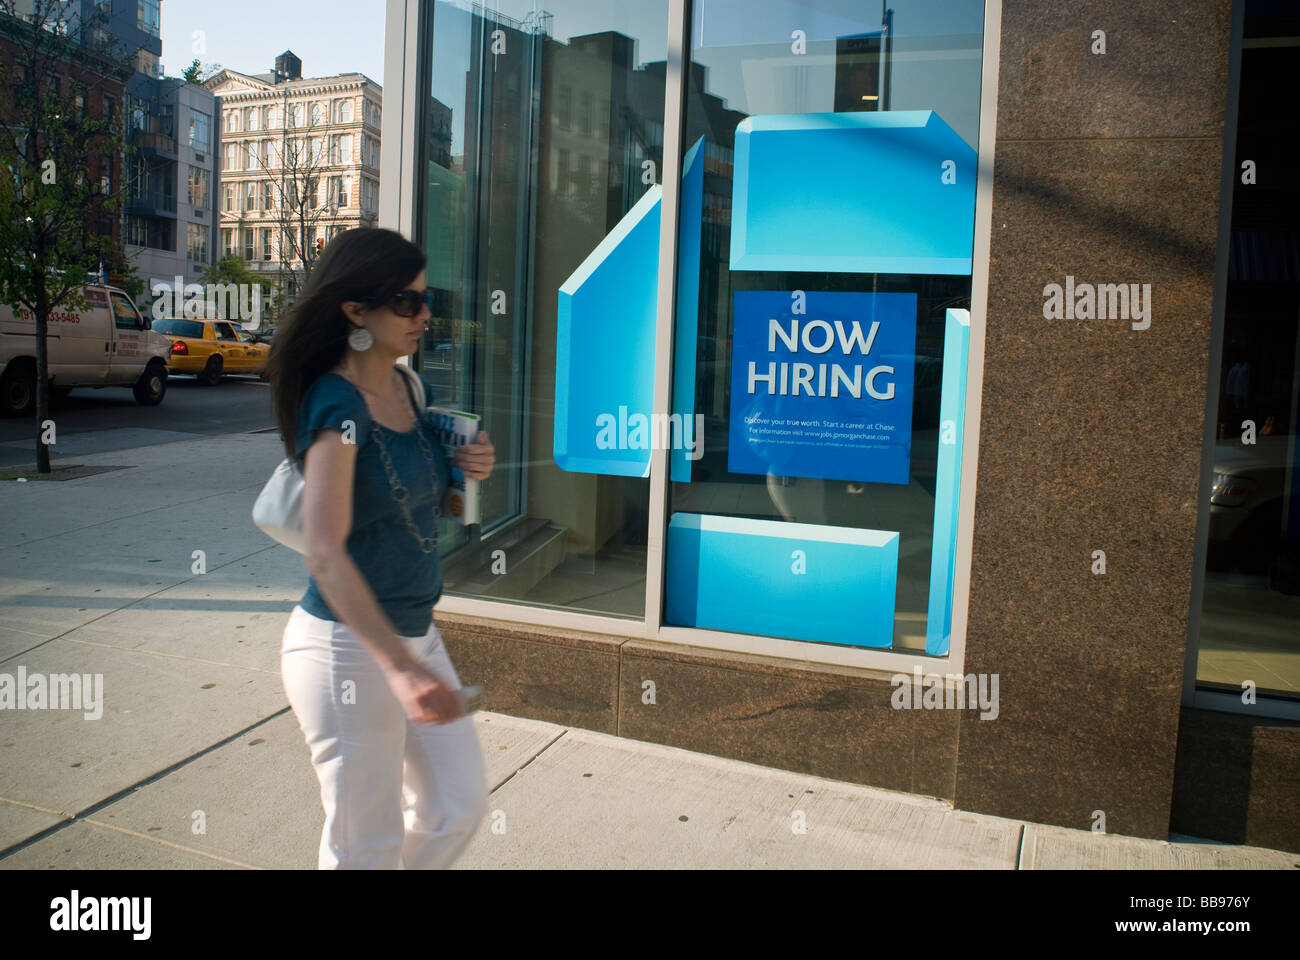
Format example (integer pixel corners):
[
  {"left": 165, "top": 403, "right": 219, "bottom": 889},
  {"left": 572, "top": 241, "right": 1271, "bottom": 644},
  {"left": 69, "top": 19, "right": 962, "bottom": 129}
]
[{"left": 251, "top": 364, "right": 427, "bottom": 554}]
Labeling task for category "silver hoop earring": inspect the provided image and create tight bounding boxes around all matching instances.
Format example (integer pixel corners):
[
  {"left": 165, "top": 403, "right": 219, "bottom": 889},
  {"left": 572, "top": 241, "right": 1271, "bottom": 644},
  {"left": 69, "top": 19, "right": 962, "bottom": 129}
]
[{"left": 347, "top": 326, "right": 373, "bottom": 351}]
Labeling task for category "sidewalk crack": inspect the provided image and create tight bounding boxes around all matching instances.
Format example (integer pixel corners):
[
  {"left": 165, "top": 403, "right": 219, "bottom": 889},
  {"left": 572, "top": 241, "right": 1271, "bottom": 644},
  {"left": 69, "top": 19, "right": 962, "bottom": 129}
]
[{"left": 487, "top": 728, "right": 568, "bottom": 795}]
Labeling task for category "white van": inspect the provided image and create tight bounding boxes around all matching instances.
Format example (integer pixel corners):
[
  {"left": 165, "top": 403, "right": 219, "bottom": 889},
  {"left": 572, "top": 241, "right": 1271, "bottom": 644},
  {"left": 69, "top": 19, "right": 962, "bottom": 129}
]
[{"left": 0, "top": 284, "right": 171, "bottom": 416}]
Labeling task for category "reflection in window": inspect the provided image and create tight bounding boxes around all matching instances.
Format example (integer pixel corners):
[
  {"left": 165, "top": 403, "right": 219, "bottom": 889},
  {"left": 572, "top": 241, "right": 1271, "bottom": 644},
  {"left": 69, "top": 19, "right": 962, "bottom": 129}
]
[
  {"left": 418, "top": 0, "right": 668, "bottom": 617},
  {"left": 1196, "top": 5, "right": 1300, "bottom": 699}
]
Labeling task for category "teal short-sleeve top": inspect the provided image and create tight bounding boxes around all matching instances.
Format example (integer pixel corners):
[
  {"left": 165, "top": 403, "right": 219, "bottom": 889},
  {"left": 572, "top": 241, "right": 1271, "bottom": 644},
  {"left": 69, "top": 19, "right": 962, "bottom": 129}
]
[{"left": 293, "top": 366, "right": 452, "bottom": 637}]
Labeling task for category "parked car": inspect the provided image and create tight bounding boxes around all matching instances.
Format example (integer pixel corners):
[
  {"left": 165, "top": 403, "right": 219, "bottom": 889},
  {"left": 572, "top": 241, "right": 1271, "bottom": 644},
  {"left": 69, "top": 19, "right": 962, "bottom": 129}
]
[
  {"left": 153, "top": 317, "right": 269, "bottom": 384},
  {"left": 1208, "top": 435, "right": 1300, "bottom": 593},
  {"left": 0, "top": 284, "right": 170, "bottom": 415}
]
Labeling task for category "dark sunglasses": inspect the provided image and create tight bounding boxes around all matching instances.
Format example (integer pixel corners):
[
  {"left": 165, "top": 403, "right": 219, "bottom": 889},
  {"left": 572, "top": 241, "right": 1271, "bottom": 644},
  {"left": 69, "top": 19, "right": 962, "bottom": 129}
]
[{"left": 369, "top": 288, "right": 433, "bottom": 318}]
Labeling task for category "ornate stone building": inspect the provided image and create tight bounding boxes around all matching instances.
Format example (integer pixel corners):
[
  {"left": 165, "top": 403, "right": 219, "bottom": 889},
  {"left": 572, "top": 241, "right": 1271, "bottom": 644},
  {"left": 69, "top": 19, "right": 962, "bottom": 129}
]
[{"left": 205, "top": 51, "right": 381, "bottom": 309}]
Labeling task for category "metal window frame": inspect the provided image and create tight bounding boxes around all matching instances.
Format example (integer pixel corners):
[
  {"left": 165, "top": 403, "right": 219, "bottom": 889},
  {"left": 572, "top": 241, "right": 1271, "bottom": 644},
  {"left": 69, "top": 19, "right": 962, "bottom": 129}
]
[{"left": 384, "top": 0, "right": 1003, "bottom": 677}]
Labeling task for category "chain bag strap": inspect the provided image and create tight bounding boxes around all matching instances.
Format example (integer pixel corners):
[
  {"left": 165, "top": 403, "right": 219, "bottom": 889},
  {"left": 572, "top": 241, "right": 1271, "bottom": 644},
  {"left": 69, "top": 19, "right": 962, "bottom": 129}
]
[{"left": 369, "top": 365, "right": 441, "bottom": 554}]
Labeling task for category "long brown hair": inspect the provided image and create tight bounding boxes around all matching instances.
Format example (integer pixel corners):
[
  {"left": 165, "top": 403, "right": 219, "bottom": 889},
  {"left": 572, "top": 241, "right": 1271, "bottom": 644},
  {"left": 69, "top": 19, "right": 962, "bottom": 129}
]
[{"left": 265, "top": 227, "right": 425, "bottom": 461}]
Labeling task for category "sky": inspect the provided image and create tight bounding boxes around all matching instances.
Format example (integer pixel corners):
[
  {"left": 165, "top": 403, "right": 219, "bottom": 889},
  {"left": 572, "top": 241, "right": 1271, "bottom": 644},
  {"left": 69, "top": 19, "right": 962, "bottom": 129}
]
[{"left": 160, "top": 0, "right": 389, "bottom": 86}]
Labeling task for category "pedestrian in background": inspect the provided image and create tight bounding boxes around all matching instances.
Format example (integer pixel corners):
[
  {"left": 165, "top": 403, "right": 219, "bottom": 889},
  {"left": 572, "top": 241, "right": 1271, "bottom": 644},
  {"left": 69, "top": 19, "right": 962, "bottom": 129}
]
[{"left": 265, "top": 227, "right": 496, "bottom": 869}]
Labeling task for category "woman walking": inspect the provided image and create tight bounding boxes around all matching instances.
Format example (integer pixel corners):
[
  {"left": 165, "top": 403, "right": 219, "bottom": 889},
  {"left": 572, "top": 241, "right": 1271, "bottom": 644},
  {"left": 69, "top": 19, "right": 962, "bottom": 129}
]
[{"left": 266, "top": 227, "right": 495, "bottom": 869}]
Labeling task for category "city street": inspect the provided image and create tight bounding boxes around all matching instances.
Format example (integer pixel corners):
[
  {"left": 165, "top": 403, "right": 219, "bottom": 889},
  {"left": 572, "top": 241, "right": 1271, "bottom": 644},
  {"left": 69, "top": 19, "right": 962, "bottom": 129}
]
[{"left": 0, "top": 374, "right": 274, "bottom": 469}]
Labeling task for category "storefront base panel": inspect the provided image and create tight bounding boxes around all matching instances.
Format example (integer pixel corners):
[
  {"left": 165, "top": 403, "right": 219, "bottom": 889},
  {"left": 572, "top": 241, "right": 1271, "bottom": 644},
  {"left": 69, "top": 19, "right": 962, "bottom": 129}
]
[
  {"left": 616, "top": 639, "right": 961, "bottom": 801},
  {"left": 1171, "top": 707, "right": 1300, "bottom": 855},
  {"left": 433, "top": 612, "right": 623, "bottom": 735},
  {"left": 436, "top": 611, "right": 962, "bottom": 804}
]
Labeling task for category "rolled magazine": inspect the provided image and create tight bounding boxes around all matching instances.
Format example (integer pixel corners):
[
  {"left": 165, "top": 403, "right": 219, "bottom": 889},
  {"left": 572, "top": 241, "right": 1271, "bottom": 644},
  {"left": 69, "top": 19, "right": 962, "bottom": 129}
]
[{"left": 427, "top": 406, "right": 481, "bottom": 525}]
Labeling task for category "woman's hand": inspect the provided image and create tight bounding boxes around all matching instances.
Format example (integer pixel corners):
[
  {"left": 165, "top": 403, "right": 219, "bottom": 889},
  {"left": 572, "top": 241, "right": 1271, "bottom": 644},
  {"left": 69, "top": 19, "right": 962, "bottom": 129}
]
[
  {"left": 383, "top": 659, "right": 465, "bottom": 725},
  {"left": 456, "top": 430, "right": 495, "bottom": 480}
]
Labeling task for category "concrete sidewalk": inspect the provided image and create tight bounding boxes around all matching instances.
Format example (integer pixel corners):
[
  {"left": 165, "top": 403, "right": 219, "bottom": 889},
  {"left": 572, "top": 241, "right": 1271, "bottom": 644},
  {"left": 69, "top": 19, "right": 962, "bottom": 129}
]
[{"left": 0, "top": 432, "right": 1295, "bottom": 869}]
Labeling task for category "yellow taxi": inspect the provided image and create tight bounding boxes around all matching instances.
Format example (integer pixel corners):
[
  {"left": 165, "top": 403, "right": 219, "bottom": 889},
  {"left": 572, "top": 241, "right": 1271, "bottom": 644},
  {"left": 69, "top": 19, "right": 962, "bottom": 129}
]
[{"left": 153, "top": 317, "right": 270, "bottom": 384}]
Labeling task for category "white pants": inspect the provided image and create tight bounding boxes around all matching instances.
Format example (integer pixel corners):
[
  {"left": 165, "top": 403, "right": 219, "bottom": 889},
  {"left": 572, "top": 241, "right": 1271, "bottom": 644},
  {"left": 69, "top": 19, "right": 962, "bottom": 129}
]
[{"left": 280, "top": 604, "right": 488, "bottom": 869}]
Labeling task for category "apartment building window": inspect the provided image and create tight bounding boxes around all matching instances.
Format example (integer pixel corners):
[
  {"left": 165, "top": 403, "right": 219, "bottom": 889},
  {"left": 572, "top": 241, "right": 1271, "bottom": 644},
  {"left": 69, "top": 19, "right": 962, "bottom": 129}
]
[
  {"left": 126, "top": 217, "right": 173, "bottom": 251},
  {"left": 361, "top": 135, "right": 378, "bottom": 167},
  {"left": 330, "top": 175, "right": 348, "bottom": 207},
  {"left": 340, "top": 134, "right": 352, "bottom": 163},
  {"left": 137, "top": 0, "right": 160, "bottom": 38},
  {"left": 267, "top": 105, "right": 278, "bottom": 128},
  {"left": 224, "top": 183, "right": 234, "bottom": 211},
  {"left": 187, "top": 166, "right": 209, "bottom": 208},
  {"left": 245, "top": 182, "right": 256, "bottom": 211},
  {"left": 261, "top": 228, "right": 272, "bottom": 261},
  {"left": 577, "top": 153, "right": 591, "bottom": 198},
  {"left": 261, "top": 138, "right": 274, "bottom": 169},
  {"left": 292, "top": 103, "right": 304, "bottom": 127},
  {"left": 223, "top": 144, "right": 238, "bottom": 170},
  {"left": 338, "top": 99, "right": 353, "bottom": 123},
  {"left": 311, "top": 103, "right": 322, "bottom": 125},
  {"left": 558, "top": 147, "right": 573, "bottom": 196},
  {"left": 158, "top": 102, "right": 175, "bottom": 139},
  {"left": 262, "top": 180, "right": 274, "bottom": 210},
  {"left": 137, "top": 49, "right": 159, "bottom": 78},
  {"left": 248, "top": 107, "right": 260, "bottom": 131},
  {"left": 188, "top": 109, "right": 210, "bottom": 151},
  {"left": 557, "top": 85, "right": 572, "bottom": 129},
  {"left": 578, "top": 91, "right": 592, "bottom": 136},
  {"left": 187, "top": 223, "right": 208, "bottom": 263},
  {"left": 221, "top": 228, "right": 234, "bottom": 258},
  {"left": 242, "top": 228, "right": 255, "bottom": 260}
]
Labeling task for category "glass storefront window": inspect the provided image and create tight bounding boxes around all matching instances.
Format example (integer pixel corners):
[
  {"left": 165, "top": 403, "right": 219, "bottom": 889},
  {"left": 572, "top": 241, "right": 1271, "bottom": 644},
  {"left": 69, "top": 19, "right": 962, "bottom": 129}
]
[
  {"left": 1195, "top": 3, "right": 1300, "bottom": 700},
  {"left": 664, "top": 0, "right": 986, "bottom": 653},
  {"left": 418, "top": 0, "right": 670, "bottom": 618},
  {"left": 414, "top": 0, "right": 988, "bottom": 653}
]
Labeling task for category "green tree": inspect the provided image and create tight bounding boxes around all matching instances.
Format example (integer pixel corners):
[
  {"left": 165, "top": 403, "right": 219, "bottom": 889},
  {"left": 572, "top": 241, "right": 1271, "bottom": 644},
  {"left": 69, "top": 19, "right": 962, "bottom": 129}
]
[
  {"left": 182, "top": 58, "right": 202, "bottom": 84},
  {"left": 199, "top": 254, "right": 279, "bottom": 327},
  {"left": 0, "top": 0, "right": 134, "bottom": 472}
]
